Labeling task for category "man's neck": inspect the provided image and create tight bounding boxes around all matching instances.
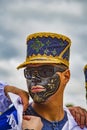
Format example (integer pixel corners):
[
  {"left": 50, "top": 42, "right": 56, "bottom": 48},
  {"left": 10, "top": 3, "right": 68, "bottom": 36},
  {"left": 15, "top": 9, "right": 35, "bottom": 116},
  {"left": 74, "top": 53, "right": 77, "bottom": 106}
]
[{"left": 32, "top": 97, "right": 64, "bottom": 122}]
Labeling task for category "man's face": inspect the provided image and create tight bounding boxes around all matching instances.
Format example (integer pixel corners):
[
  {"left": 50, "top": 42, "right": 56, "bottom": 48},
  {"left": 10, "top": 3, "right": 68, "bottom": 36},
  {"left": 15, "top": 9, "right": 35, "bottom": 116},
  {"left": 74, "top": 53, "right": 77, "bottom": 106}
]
[{"left": 24, "top": 64, "right": 64, "bottom": 103}]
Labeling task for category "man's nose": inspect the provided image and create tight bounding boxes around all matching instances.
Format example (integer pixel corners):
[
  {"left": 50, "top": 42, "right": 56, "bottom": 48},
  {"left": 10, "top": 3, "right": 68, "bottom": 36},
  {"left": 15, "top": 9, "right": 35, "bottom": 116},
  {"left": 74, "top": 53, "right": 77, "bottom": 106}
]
[{"left": 32, "top": 74, "right": 41, "bottom": 83}]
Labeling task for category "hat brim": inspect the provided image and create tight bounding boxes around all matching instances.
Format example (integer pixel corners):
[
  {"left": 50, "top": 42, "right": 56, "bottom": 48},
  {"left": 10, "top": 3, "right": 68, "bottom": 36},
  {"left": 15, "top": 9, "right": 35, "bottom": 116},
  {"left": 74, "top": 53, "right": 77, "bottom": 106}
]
[{"left": 17, "top": 56, "right": 69, "bottom": 69}]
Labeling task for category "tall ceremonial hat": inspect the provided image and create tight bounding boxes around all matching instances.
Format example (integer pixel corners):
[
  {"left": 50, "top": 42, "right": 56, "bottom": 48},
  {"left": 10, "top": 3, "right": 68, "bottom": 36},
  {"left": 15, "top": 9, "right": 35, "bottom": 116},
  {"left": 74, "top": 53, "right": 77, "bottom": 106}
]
[
  {"left": 17, "top": 32, "right": 71, "bottom": 69},
  {"left": 84, "top": 64, "right": 87, "bottom": 102}
]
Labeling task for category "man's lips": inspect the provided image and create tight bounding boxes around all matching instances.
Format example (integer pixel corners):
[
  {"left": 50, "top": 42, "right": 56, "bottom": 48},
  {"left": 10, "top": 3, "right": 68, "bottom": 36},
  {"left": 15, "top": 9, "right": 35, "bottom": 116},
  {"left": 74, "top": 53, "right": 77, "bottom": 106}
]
[{"left": 31, "top": 85, "right": 46, "bottom": 93}]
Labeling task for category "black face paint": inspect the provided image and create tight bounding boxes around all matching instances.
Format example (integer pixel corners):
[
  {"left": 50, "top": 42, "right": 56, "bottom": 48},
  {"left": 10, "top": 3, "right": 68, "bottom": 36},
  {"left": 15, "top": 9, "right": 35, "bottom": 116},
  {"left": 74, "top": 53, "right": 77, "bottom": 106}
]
[
  {"left": 27, "top": 73, "right": 60, "bottom": 103},
  {"left": 24, "top": 65, "right": 64, "bottom": 103}
]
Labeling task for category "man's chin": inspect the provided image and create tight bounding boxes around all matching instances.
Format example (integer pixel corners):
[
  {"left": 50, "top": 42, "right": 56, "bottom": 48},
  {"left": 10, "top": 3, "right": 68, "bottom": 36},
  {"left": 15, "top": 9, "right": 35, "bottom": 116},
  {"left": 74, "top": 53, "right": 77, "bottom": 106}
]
[
  {"left": 34, "top": 100, "right": 45, "bottom": 104},
  {"left": 33, "top": 97, "right": 46, "bottom": 103},
  {"left": 31, "top": 94, "right": 46, "bottom": 103}
]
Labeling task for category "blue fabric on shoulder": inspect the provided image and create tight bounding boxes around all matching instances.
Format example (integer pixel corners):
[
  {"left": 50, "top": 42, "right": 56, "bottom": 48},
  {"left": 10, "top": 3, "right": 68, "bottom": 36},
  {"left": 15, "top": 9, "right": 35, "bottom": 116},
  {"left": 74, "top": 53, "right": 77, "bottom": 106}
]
[{"left": 0, "top": 105, "right": 18, "bottom": 130}]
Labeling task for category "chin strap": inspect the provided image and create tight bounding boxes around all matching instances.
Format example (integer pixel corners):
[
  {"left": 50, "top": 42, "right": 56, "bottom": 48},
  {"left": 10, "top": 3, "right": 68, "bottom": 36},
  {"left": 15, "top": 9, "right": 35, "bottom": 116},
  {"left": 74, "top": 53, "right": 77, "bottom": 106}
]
[{"left": 83, "top": 64, "right": 87, "bottom": 103}]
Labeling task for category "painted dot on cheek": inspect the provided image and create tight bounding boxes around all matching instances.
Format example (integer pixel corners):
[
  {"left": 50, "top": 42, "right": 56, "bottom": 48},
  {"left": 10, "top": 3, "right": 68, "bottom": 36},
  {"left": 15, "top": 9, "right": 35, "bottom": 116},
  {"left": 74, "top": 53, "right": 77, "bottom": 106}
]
[{"left": 51, "top": 79, "right": 54, "bottom": 83}]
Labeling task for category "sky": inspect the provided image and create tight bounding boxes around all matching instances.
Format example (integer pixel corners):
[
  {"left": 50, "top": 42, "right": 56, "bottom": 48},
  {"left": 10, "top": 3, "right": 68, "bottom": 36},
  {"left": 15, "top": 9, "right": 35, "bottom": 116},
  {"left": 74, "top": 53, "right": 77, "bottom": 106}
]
[{"left": 0, "top": 0, "right": 87, "bottom": 108}]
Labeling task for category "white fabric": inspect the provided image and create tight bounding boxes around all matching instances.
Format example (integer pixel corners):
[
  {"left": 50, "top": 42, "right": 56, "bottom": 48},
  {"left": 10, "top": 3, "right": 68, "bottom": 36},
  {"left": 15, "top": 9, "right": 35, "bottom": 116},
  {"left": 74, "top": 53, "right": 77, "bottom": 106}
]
[{"left": 8, "top": 93, "right": 23, "bottom": 130}]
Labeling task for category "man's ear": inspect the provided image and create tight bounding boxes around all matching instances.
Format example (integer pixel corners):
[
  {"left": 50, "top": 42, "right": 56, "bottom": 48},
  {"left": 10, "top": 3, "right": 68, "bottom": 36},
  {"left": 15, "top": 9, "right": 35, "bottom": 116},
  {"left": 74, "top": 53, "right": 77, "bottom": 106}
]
[{"left": 63, "top": 69, "right": 70, "bottom": 83}]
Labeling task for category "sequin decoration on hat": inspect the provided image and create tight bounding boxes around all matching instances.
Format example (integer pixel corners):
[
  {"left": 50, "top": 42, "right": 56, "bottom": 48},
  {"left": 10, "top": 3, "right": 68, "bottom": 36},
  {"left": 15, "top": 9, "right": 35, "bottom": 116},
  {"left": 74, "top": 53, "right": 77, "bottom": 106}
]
[
  {"left": 84, "top": 64, "right": 87, "bottom": 103},
  {"left": 17, "top": 32, "right": 71, "bottom": 69}
]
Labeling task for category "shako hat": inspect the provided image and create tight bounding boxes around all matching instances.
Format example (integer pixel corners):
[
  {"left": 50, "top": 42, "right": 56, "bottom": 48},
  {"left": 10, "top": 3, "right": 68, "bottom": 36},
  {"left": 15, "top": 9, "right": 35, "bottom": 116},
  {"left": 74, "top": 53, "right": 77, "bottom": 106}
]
[{"left": 17, "top": 32, "right": 71, "bottom": 69}]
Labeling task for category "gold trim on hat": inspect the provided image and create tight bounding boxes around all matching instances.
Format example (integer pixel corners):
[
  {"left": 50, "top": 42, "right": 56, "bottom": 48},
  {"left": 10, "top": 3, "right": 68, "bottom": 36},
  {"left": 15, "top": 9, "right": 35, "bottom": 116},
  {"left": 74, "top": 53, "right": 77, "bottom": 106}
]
[
  {"left": 59, "top": 43, "right": 70, "bottom": 58},
  {"left": 26, "top": 32, "right": 71, "bottom": 44},
  {"left": 85, "top": 82, "right": 87, "bottom": 88},
  {"left": 17, "top": 54, "right": 69, "bottom": 69},
  {"left": 84, "top": 64, "right": 87, "bottom": 70}
]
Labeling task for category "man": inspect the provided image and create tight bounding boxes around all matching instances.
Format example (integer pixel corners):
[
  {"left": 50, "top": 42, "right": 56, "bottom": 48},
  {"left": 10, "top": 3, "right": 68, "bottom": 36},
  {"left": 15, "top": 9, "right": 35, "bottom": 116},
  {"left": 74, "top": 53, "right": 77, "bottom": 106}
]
[
  {"left": 0, "top": 32, "right": 87, "bottom": 130},
  {"left": 18, "top": 32, "right": 86, "bottom": 130}
]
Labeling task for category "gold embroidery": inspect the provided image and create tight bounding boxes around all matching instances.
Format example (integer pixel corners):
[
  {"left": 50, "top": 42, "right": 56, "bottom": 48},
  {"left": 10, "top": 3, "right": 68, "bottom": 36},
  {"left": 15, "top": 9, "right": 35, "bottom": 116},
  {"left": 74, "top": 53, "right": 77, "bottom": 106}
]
[{"left": 26, "top": 32, "right": 71, "bottom": 44}]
